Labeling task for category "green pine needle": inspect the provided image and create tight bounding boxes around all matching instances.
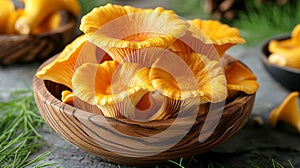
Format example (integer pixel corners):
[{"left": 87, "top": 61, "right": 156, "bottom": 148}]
[
  {"left": 233, "top": 1, "right": 300, "bottom": 46},
  {"left": 0, "top": 90, "right": 56, "bottom": 168},
  {"left": 158, "top": 154, "right": 294, "bottom": 168}
]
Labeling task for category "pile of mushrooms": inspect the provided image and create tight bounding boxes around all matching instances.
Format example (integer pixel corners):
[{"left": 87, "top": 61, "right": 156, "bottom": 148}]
[{"left": 36, "top": 4, "right": 259, "bottom": 121}]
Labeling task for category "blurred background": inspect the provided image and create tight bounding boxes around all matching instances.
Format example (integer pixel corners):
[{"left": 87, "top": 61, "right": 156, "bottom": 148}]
[{"left": 78, "top": 0, "right": 300, "bottom": 45}]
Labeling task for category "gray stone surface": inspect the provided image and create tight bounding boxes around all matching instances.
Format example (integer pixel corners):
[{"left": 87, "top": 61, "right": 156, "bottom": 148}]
[
  {"left": 1, "top": 45, "right": 300, "bottom": 167},
  {"left": 0, "top": 63, "right": 38, "bottom": 101}
]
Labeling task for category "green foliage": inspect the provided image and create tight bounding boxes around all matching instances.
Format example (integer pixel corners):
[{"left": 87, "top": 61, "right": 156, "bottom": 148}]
[
  {"left": 78, "top": 0, "right": 210, "bottom": 20},
  {"left": 233, "top": 1, "right": 300, "bottom": 45},
  {"left": 154, "top": 156, "right": 224, "bottom": 168},
  {"left": 0, "top": 90, "right": 56, "bottom": 168},
  {"left": 154, "top": 153, "right": 295, "bottom": 168},
  {"left": 248, "top": 158, "right": 295, "bottom": 168},
  {"left": 78, "top": 0, "right": 112, "bottom": 16},
  {"left": 168, "top": 0, "right": 210, "bottom": 19}
]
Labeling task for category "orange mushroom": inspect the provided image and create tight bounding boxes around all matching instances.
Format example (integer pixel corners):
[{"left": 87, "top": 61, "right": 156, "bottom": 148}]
[
  {"left": 72, "top": 61, "right": 153, "bottom": 119},
  {"left": 36, "top": 35, "right": 98, "bottom": 89},
  {"left": 15, "top": 0, "right": 80, "bottom": 34},
  {"left": 291, "top": 24, "right": 300, "bottom": 45},
  {"left": 268, "top": 24, "right": 300, "bottom": 69},
  {"left": 35, "top": 4, "right": 258, "bottom": 121},
  {"left": 223, "top": 59, "right": 259, "bottom": 98},
  {"left": 148, "top": 52, "right": 227, "bottom": 120},
  {"left": 150, "top": 52, "right": 227, "bottom": 102},
  {"left": 171, "top": 19, "right": 246, "bottom": 58},
  {"left": 4, "top": 9, "right": 24, "bottom": 34},
  {"left": 61, "top": 90, "right": 74, "bottom": 106},
  {"left": 0, "top": 0, "right": 15, "bottom": 34},
  {"left": 31, "top": 11, "right": 62, "bottom": 34},
  {"left": 269, "top": 92, "right": 300, "bottom": 133},
  {"left": 189, "top": 19, "right": 246, "bottom": 57},
  {"left": 268, "top": 51, "right": 300, "bottom": 69},
  {"left": 80, "top": 3, "right": 188, "bottom": 63}
]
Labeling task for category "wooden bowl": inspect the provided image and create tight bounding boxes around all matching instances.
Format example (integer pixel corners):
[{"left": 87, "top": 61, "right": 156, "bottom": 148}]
[
  {"left": 260, "top": 35, "right": 300, "bottom": 91},
  {"left": 0, "top": 12, "right": 77, "bottom": 65},
  {"left": 33, "top": 55, "right": 255, "bottom": 166}
]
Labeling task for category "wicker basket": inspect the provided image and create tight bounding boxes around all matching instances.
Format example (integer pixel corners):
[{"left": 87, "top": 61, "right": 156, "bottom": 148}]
[{"left": 0, "top": 12, "right": 77, "bottom": 65}]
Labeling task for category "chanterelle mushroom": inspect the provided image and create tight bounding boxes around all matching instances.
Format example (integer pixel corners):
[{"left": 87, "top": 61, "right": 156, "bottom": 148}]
[{"left": 269, "top": 92, "right": 300, "bottom": 132}]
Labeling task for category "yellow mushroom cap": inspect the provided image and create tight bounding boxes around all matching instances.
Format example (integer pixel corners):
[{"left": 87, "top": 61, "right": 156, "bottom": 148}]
[
  {"left": 0, "top": 0, "right": 15, "bottom": 34},
  {"left": 187, "top": 19, "right": 246, "bottom": 57},
  {"left": 268, "top": 24, "right": 300, "bottom": 69},
  {"left": 4, "top": 9, "right": 24, "bottom": 34},
  {"left": 121, "top": 47, "right": 180, "bottom": 71},
  {"left": 269, "top": 92, "right": 300, "bottom": 132},
  {"left": 61, "top": 90, "right": 74, "bottom": 106},
  {"left": 72, "top": 61, "right": 119, "bottom": 105},
  {"left": 178, "top": 52, "right": 228, "bottom": 103},
  {"left": 15, "top": 0, "right": 80, "bottom": 34},
  {"left": 72, "top": 61, "right": 153, "bottom": 119},
  {"left": 169, "top": 30, "right": 219, "bottom": 61},
  {"left": 80, "top": 3, "right": 189, "bottom": 63},
  {"left": 224, "top": 60, "right": 259, "bottom": 95},
  {"left": 36, "top": 35, "right": 98, "bottom": 89},
  {"left": 268, "top": 39, "right": 300, "bottom": 69},
  {"left": 149, "top": 52, "right": 227, "bottom": 103},
  {"left": 269, "top": 39, "right": 298, "bottom": 53},
  {"left": 130, "top": 67, "right": 154, "bottom": 91},
  {"left": 291, "top": 24, "right": 300, "bottom": 45},
  {"left": 31, "top": 11, "right": 62, "bottom": 34},
  {"left": 80, "top": 4, "right": 142, "bottom": 35}
]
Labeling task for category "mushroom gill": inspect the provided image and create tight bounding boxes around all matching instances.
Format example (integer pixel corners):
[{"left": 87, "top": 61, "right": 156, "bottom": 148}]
[
  {"left": 190, "top": 19, "right": 245, "bottom": 57},
  {"left": 72, "top": 61, "right": 153, "bottom": 119},
  {"left": 148, "top": 51, "right": 227, "bottom": 120}
]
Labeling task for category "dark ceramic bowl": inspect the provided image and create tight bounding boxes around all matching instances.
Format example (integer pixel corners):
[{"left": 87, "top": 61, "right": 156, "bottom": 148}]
[{"left": 260, "top": 35, "right": 300, "bottom": 91}]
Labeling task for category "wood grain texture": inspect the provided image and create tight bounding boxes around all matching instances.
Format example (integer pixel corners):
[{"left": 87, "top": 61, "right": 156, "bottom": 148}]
[
  {"left": 0, "top": 12, "right": 77, "bottom": 65},
  {"left": 33, "top": 55, "right": 256, "bottom": 166}
]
